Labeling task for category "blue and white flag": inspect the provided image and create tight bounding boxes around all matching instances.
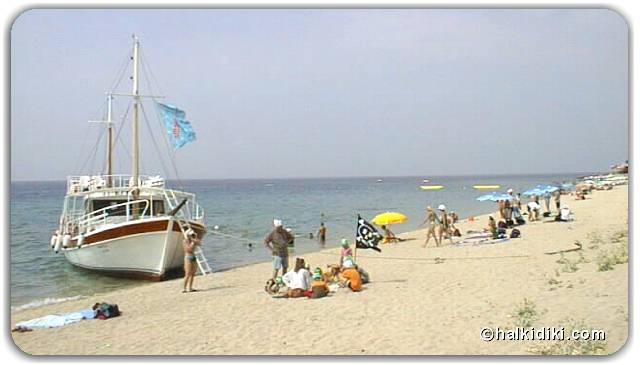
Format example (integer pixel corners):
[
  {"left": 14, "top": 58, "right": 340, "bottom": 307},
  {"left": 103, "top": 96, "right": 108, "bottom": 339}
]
[{"left": 157, "top": 102, "right": 196, "bottom": 149}]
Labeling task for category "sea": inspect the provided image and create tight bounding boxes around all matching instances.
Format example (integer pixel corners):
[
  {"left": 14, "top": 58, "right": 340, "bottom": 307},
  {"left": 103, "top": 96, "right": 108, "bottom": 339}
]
[{"left": 10, "top": 173, "right": 588, "bottom": 310}]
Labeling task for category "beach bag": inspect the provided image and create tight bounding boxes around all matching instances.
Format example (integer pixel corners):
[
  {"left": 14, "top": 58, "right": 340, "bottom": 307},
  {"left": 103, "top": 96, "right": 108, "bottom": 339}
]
[
  {"left": 505, "top": 219, "right": 515, "bottom": 228},
  {"left": 497, "top": 221, "right": 507, "bottom": 229},
  {"left": 497, "top": 228, "right": 507, "bottom": 235},
  {"left": 93, "top": 302, "right": 120, "bottom": 320},
  {"left": 510, "top": 229, "right": 521, "bottom": 238}
]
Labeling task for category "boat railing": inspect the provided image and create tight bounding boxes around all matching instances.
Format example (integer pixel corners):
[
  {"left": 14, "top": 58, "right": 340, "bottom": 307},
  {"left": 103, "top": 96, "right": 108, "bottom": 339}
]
[
  {"left": 67, "top": 174, "right": 165, "bottom": 194},
  {"left": 67, "top": 199, "right": 151, "bottom": 235}
]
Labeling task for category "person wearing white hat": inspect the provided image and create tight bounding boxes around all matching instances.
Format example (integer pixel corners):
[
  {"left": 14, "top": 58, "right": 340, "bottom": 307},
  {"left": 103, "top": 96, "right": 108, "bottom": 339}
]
[
  {"left": 264, "top": 218, "right": 294, "bottom": 279},
  {"left": 436, "top": 204, "right": 454, "bottom": 245},
  {"left": 556, "top": 204, "right": 572, "bottom": 222}
]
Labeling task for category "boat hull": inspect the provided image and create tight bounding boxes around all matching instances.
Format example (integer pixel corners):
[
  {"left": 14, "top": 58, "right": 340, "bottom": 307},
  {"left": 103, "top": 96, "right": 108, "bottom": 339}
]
[{"left": 63, "top": 218, "right": 205, "bottom": 280}]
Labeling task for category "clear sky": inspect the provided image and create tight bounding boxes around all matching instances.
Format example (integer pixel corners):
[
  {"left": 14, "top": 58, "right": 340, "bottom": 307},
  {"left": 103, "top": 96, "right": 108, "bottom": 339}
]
[{"left": 11, "top": 9, "right": 628, "bottom": 181}]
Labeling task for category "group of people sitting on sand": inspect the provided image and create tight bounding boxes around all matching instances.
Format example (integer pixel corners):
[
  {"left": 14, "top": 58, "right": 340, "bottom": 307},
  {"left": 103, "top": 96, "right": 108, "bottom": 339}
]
[{"left": 263, "top": 220, "right": 369, "bottom": 299}]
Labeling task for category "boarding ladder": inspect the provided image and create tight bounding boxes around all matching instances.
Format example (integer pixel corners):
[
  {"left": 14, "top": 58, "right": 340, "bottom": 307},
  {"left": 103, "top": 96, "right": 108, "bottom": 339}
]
[{"left": 164, "top": 190, "right": 213, "bottom": 275}]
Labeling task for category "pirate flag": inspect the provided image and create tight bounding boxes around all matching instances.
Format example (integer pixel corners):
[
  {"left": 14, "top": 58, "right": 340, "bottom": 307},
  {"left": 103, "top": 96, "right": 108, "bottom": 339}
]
[{"left": 355, "top": 215, "right": 382, "bottom": 252}]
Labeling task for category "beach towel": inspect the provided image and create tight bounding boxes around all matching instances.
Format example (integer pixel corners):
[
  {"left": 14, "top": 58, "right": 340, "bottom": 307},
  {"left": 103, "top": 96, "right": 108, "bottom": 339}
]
[{"left": 15, "top": 309, "right": 95, "bottom": 329}]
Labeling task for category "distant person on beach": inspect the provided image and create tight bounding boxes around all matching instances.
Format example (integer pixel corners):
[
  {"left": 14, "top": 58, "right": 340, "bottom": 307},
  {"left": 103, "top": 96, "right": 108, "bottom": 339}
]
[
  {"left": 339, "top": 258, "right": 362, "bottom": 292},
  {"left": 437, "top": 204, "right": 454, "bottom": 245},
  {"left": 420, "top": 206, "right": 440, "bottom": 247},
  {"left": 553, "top": 190, "right": 562, "bottom": 215},
  {"left": 555, "top": 204, "right": 573, "bottom": 222},
  {"left": 487, "top": 216, "right": 498, "bottom": 239},
  {"left": 264, "top": 219, "right": 294, "bottom": 279},
  {"left": 497, "top": 199, "right": 506, "bottom": 220},
  {"left": 339, "top": 239, "right": 353, "bottom": 266},
  {"left": 543, "top": 192, "right": 551, "bottom": 216},
  {"left": 182, "top": 228, "right": 201, "bottom": 293},
  {"left": 317, "top": 223, "right": 327, "bottom": 247},
  {"left": 281, "top": 258, "right": 312, "bottom": 298},
  {"left": 381, "top": 225, "right": 402, "bottom": 244},
  {"left": 527, "top": 200, "right": 541, "bottom": 221},
  {"left": 309, "top": 268, "right": 330, "bottom": 299}
]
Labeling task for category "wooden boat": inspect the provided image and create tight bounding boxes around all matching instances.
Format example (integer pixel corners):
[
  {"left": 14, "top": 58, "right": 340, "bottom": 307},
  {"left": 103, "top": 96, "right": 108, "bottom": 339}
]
[{"left": 50, "top": 37, "right": 208, "bottom": 280}]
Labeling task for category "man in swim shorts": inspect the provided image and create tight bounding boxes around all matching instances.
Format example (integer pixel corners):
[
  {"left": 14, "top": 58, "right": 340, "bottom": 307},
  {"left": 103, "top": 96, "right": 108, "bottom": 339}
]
[{"left": 264, "top": 219, "right": 294, "bottom": 279}]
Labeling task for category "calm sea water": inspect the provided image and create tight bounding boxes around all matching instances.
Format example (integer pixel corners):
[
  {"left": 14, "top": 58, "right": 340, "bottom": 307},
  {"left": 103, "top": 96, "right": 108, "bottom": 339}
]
[{"left": 10, "top": 173, "right": 586, "bottom": 309}]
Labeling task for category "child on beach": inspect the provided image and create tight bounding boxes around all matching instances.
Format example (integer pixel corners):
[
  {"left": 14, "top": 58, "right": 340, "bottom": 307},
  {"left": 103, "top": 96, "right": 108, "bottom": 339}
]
[
  {"left": 308, "top": 268, "right": 330, "bottom": 299},
  {"left": 339, "top": 239, "right": 353, "bottom": 266},
  {"left": 339, "top": 258, "right": 362, "bottom": 292}
]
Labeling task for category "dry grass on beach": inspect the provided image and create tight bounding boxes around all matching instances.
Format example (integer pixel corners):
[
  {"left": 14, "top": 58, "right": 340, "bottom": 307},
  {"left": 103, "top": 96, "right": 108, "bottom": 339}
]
[{"left": 10, "top": 186, "right": 628, "bottom": 355}]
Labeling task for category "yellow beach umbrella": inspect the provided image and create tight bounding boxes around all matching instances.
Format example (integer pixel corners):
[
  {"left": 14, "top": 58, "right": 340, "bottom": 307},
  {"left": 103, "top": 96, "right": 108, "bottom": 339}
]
[{"left": 371, "top": 212, "right": 408, "bottom": 225}]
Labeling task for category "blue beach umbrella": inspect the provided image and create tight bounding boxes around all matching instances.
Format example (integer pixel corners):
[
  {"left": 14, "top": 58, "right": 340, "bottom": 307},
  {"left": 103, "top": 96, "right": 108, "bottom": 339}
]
[{"left": 476, "top": 192, "right": 513, "bottom": 202}]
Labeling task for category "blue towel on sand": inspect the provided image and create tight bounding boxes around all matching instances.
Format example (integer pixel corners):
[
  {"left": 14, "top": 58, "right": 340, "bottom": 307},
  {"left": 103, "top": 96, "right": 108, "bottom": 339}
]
[{"left": 16, "top": 309, "right": 95, "bottom": 329}]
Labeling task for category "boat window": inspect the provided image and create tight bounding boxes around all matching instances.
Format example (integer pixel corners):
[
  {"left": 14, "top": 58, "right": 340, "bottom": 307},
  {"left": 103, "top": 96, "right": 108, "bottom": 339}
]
[
  {"left": 153, "top": 200, "right": 165, "bottom": 216},
  {"left": 91, "top": 200, "right": 128, "bottom": 216}
]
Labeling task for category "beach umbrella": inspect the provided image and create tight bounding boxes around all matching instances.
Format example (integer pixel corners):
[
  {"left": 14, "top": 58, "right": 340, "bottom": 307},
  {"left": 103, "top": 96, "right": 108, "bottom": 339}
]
[
  {"left": 476, "top": 192, "right": 512, "bottom": 202},
  {"left": 371, "top": 212, "right": 408, "bottom": 225},
  {"left": 536, "top": 185, "right": 559, "bottom": 193},
  {"left": 476, "top": 193, "right": 498, "bottom": 202},
  {"left": 523, "top": 185, "right": 558, "bottom": 196}
]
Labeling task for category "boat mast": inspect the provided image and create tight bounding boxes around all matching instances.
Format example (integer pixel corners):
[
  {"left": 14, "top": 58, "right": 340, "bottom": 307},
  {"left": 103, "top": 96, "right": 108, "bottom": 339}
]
[
  {"left": 106, "top": 93, "right": 114, "bottom": 187},
  {"left": 131, "top": 35, "right": 140, "bottom": 192},
  {"left": 88, "top": 94, "right": 115, "bottom": 187}
]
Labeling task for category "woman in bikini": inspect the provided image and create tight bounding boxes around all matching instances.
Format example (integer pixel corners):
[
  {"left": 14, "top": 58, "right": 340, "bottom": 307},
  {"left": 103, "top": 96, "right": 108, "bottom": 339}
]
[
  {"left": 182, "top": 229, "right": 201, "bottom": 293},
  {"left": 420, "top": 206, "right": 440, "bottom": 247}
]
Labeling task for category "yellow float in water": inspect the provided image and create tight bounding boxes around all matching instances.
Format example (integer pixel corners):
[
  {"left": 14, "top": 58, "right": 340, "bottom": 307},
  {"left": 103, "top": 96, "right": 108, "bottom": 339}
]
[
  {"left": 473, "top": 185, "right": 501, "bottom": 190},
  {"left": 419, "top": 185, "right": 444, "bottom": 190}
]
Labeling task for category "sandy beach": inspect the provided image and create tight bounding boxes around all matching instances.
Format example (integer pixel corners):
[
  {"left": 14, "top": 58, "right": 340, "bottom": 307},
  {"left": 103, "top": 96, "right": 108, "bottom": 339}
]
[{"left": 10, "top": 185, "right": 628, "bottom": 355}]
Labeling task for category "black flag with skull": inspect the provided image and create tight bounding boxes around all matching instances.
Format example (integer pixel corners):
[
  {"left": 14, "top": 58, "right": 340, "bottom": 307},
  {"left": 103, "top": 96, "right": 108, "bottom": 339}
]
[{"left": 355, "top": 215, "right": 382, "bottom": 252}]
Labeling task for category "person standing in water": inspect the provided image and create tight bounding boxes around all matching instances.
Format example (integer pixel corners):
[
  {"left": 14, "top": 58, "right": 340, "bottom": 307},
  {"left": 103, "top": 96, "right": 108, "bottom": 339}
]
[
  {"left": 317, "top": 222, "right": 327, "bottom": 247},
  {"left": 419, "top": 206, "right": 440, "bottom": 247},
  {"left": 264, "top": 219, "right": 294, "bottom": 280},
  {"left": 182, "top": 228, "right": 201, "bottom": 293}
]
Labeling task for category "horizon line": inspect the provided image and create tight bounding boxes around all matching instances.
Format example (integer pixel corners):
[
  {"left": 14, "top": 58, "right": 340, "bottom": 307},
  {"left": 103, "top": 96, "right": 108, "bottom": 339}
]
[{"left": 9, "top": 170, "right": 606, "bottom": 183}]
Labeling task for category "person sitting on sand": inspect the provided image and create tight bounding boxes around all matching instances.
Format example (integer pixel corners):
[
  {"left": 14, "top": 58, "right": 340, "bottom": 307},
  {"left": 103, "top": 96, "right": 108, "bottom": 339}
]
[
  {"left": 554, "top": 204, "right": 573, "bottom": 222},
  {"left": 487, "top": 216, "right": 498, "bottom": 239},
  {"left": 182, "top": 228, "right": 201, "bottom": 293},
  {"left": 309, "top": 267, "right": 330, "bottom": 299},
  {"left": 339, "top": 238, "right": 353, "bottom": 266},
  {"left": 419, "top": 206, "right": 440, "bottom": 248},
  {"left": 339, "top": 258, "right": 362, "bottom": 292},
  {"left": 381, "top": 225, "right": 402, "bottom": 244},
  {"left": 281, "top": 258, "right": 312, "bottom": 298}
]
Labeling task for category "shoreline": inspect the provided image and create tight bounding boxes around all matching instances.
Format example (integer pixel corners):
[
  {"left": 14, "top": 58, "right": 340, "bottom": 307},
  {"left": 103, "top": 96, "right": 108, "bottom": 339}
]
[{"left": 10, "top": 185, "right": 629, "bottom": 355}]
